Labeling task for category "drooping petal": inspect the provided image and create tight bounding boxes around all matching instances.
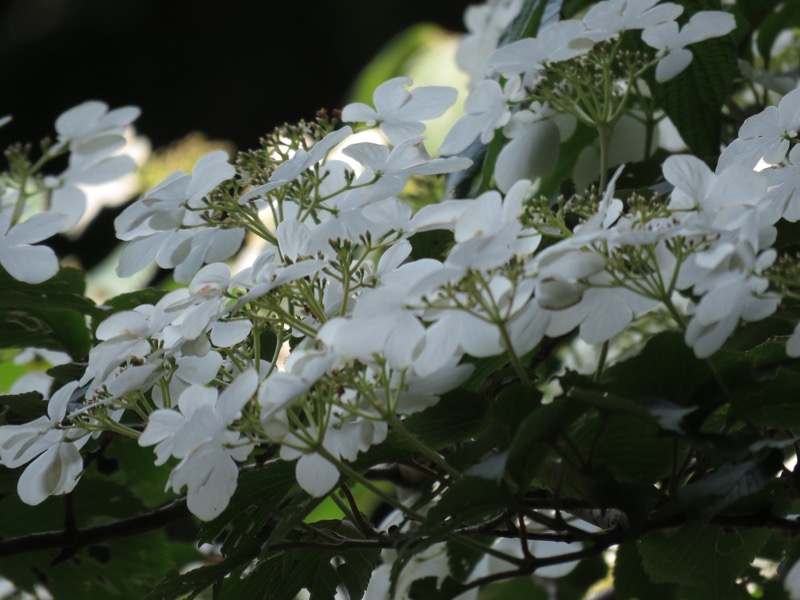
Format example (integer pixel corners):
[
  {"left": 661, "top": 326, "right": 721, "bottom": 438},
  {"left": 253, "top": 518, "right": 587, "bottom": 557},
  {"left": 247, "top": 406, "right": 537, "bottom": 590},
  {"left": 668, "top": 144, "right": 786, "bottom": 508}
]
[{"left": 17, "top": 443, "right": 83, "bottom": 505}]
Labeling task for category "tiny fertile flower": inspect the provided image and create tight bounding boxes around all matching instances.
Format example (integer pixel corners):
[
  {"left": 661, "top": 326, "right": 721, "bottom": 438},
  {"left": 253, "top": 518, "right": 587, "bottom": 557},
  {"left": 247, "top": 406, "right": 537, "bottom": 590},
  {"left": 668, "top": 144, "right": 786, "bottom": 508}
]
[{"left": 238, "top": 127, "right": 353, "bottom": 202}]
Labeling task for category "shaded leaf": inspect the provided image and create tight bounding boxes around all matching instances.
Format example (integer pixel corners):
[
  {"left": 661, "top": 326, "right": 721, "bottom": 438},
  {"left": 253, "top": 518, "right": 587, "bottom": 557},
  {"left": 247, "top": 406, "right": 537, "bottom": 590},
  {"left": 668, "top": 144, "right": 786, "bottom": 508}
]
[
  {"left": 638, "top": 524, "right": 770, "bottom": 597},
  {"left": 651, "top": 32, "right": 737, "bottom": 158}
]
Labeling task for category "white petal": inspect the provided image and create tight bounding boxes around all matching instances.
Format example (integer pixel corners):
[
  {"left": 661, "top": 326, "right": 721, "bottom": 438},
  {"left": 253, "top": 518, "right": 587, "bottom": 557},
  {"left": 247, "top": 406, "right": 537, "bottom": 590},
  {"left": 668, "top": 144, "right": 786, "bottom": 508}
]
[
  {"left": 176, "top": 352, "right": 223, "bottom": 385},
  {"left": 55, "top": 101, "right": 107, "bottom": 139},
  {"left": 210, "top": 320, "right": 252, "bottom": 348},
  {"left": 494, "top": 121, "right": 559, "bottom": 193},
  {"left": 295, "top": 453, "right": 340, "bottom": 497},
  {"left": 18, "top": 443, "right": 83, "bottom": 505},
  {"left": 655, "top": 49, "right": 693, "bottom": 82},
  {"left": 0, "top": 244, "right": 59, "bottom": 283},
  {"left": 174, "top": 449, "right": 239, "bottom": 521},
  {"left": 218, "top": 369, "right": 258, "bottom": 424},
  {"left": 6, "top": 212, "right": 65, "bottom": 245}
]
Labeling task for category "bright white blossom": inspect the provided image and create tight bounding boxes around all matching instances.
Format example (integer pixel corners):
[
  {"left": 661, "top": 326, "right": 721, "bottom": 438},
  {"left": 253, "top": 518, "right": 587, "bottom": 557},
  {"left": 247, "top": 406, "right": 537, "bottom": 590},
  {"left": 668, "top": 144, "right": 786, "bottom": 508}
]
[
  {"left": 342, "top": 77, "right": 458, "bottom": 145},
  {"left": 642, "top": 11, "right": 736, "bottom": 82}
]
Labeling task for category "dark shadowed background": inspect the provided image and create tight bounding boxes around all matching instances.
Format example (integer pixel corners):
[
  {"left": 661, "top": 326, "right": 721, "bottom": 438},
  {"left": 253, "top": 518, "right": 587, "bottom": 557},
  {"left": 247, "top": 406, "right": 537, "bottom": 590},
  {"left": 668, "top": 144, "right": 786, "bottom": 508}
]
[{"left": 1, "top": 0, "right": 473, "bottom": 149}]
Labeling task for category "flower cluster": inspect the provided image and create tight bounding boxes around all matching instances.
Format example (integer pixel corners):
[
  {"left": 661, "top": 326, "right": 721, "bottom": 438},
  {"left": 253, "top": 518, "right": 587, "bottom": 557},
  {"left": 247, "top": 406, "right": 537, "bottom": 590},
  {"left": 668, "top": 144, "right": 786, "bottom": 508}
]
[{"left": 2, "top": 0, "right": 800, "bottom": 597}]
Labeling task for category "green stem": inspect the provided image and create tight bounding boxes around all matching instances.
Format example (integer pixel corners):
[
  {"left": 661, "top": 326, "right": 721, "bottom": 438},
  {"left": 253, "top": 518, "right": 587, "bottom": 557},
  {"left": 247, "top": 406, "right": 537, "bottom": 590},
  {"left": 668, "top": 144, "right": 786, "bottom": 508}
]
[
  {"left": 315, "top": 445, "right": 426, "bottom": 522},
  {"left": 594, "top": 341, "right": 609, "bottom": 383},
  {"left": 383, "top": 411, "right": 463, "bottom": 481},
  {"left": 597, "top": 124, "right": 611, "bottom": 191}
]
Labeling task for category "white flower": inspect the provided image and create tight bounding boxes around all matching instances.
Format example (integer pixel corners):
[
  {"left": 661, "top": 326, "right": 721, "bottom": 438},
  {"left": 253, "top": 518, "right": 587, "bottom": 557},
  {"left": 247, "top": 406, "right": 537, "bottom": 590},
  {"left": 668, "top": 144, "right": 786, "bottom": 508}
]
[
  {"left": 344, "top": 137, "right": 471, "bottom": 186},
  {"left": 439, "top": 80, "right": 510, "bottom": 155},
  {"left": 139, "top": 371, "right": 258, "bottom": 520},
  {"left": 642, "top": 11, "right": 736, "bottom": 82},
  {"left": 718, "top": 87, "right": 800, "bottom": 170},
  {"left": 115, "top": 150, "right": 242, "bottom": 282},
  {"left": 342, "top": 77, "right": 458, "bottom": 145},
  {"left": 583, "top": 0, "right": 683, "bottom": 36},
  {"left": 447, "top": 179, "right": 541, "bottom": 269},
  {"left": 258, "top": 347, "right": 338, "bottom": 430},
  {"left": 662, "top": 154, "right": 770, "bottom": 245},
  {"left": 0, "top": 381, "right": 89, "bottom": 505},
  {"left": 238, "top": 127, "right": 353, "bottom": 201},
  {"left": 456, "top": 0, "right": 523, "bottom": 86},
  {"left": 280, "top": 414, "right": 387, "bottom": 498},
  {"left": 0, "top": 212, "right": 64, "bottom": 283},
  {"left": 53, "top": 100, "right": 140, "bottom": 155},
  {"left": 494, "top": 119, "right": 560, "bottom": 193},
  {"left": 487, "top": 19, "right": 598, "bottom": 78}
]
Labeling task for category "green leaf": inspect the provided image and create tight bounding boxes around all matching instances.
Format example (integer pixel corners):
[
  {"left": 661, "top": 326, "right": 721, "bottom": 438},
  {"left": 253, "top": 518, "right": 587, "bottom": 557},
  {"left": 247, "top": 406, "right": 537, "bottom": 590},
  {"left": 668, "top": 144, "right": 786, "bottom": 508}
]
[
  {"left": 100, "top": 287, "right": 167, "bottom": 314},
  {"left": 481, "top": 577, "right": 549, "bottom": 600},
  {"left": 504, "top": 0, "right": 563, "bottom": 45},
  {"left": 677, "top": 454, "right": 784, "bottom": 518},
  {"left": 346, "top": 23, "right": 447, "bottom": 105},
  {"left": 426, "top": 476, "right": 512, "bottom": 529},
  {"left": 409, "top": 229, "right": 453, "bottom": 262},
  {"left": 487, "top": 382, "right": 543, "bottom": 442},
  {"left": 573, "top": 416, "right": 674, "bottom": 482},
  {"left": 650, "top": 29, "right": 737, "bottom": 159},
  {"left": 104, "top": 436, "right": 174, "bottom": 509},
  {"left": 220, "top": 520, "right": 381, "bottom": 600},
  {"left": 197, "top": 459, "right": 298, "bottom": 554},
  {"left": 447, "top": 536, "right": 493, "bottom": 583},
  {"left": 603, "top": 332, "right": 711, "bottom": 408},
  {"left": 638, "top": 524, "right": 770, "bottom": 597},
  {"left": 0, "top": 267, "right": 96, "bottom": 359},
  {"left": 505, "top": 398, "right": 584, "bottom": 490},
  {"left": 1, "top": 531, "right": 199, "bottom": 600},
  {"left": 0, "top": 390, "right": 46, "bottom": 424},
  {"left": 402, "top": 389, "right": 490, "bottom": 449},
  {"left": 615, "top": 542, "right": 678, "bottom": 600},
  {"left": 734, "top": 368, "right": 800, "bottom": 429},
  {"left": 754, "top": 2, "right": 800, "bottom": 65}
]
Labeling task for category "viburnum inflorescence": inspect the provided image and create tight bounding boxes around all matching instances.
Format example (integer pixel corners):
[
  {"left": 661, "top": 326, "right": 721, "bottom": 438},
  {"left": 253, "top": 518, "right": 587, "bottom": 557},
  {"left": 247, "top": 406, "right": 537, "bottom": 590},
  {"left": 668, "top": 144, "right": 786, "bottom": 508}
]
[{"left": 3, "top": 1, "right": 800, "bottom": 598}]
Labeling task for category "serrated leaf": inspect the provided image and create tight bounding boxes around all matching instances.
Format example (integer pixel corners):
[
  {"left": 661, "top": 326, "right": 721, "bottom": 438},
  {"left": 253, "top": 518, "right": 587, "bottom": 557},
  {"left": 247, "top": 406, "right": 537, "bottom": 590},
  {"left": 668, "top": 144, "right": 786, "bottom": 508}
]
[
  {"left": 651, "top": 35, "right": 737, "bottom": 158},
  {"left": 615, "top": 542, "right": 677, "bottom": 600},
  {"left": 402, "top": 389, "right": 489, "bottom": 449},
  {"left": 505, "top": 398, "right": 583, "bottom": 489},
  {"left": 677, "top": 454, "right": 784, "bottom": 518},
  {"left": 220, "top": 520, "right": 381, "bottom": 600},
  {"left": 197, "top": 459, "right": 298, "bottom": 554},
  {"left": 447, "top": 536, "right": 492, "bottom": 583},
  {"left": 734, "top": 368, "right": 800, "bottom": 429},
  {"left": 426, "top": 476, "right": 512, "bottom": 530},
  {"left": 638, "top": 524, "right": 770, "bottom": 597},
  {"left": 603, "top": 332, "right": 712, "bottom": 407}
]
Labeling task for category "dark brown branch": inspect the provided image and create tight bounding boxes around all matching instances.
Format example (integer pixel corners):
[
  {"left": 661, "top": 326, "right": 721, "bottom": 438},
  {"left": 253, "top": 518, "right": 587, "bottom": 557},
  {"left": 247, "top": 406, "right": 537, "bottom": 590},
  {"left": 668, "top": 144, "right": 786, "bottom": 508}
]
[{"left": 0, "top": 499, "right": 190, "bottom": 560}]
